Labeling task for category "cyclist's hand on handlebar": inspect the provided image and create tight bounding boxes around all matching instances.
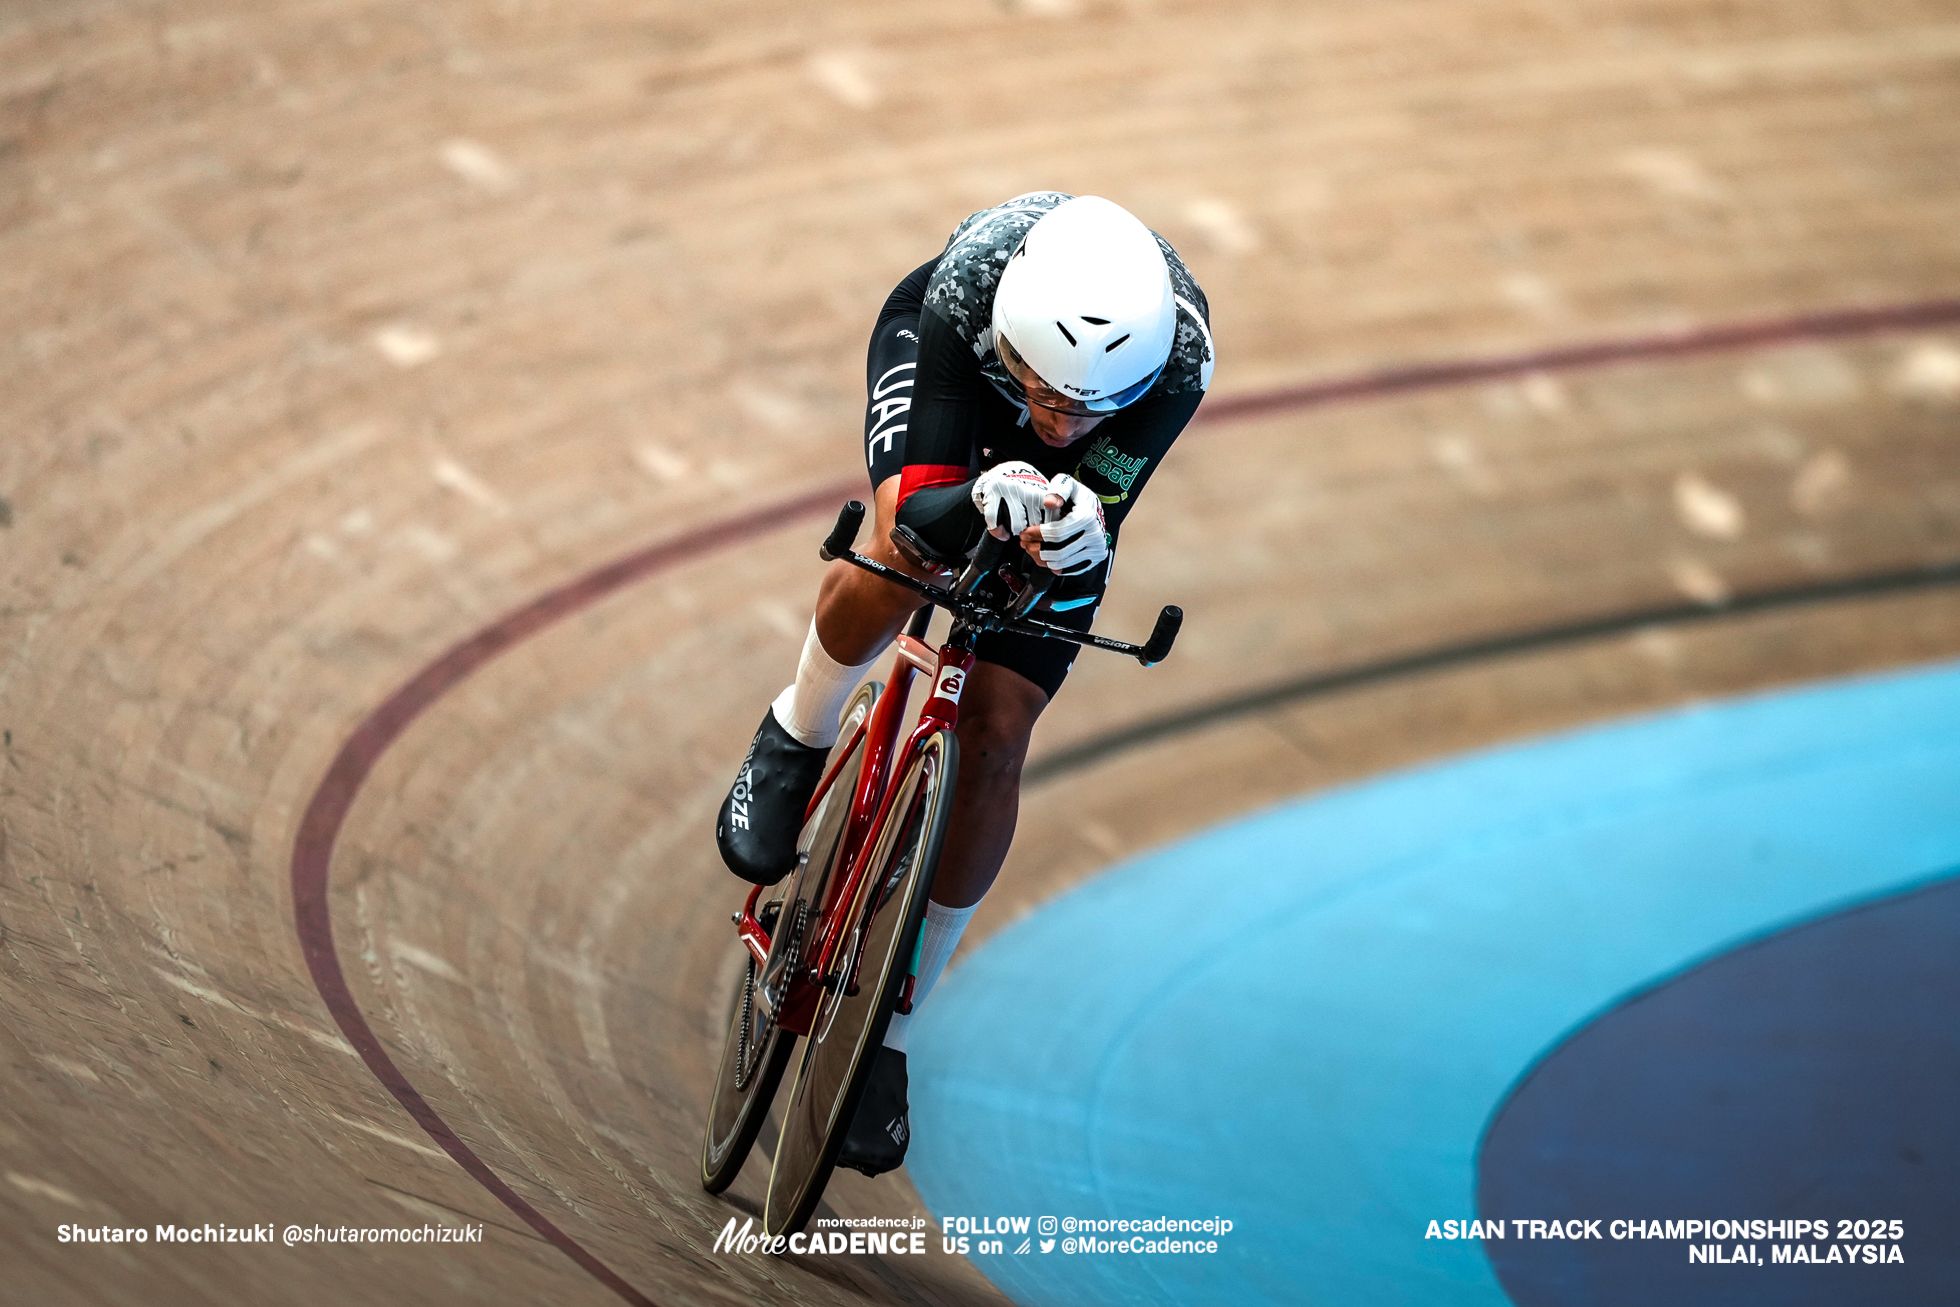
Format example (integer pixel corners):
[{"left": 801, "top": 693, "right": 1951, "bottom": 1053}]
[
  {"left": 1014, "top": 495, "right": 1063, "bottom": 565},
  {"left": 972, "top": 461, "right": 1056, "bottom": 540},
  {"left": 1017, "top": 473, "right": 1108, "bottom": 576}
]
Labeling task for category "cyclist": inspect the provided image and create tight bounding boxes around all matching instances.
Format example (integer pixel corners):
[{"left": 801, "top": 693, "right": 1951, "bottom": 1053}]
[{"left": 716, "top": 192, "right": 1213, "bottom": 1176}]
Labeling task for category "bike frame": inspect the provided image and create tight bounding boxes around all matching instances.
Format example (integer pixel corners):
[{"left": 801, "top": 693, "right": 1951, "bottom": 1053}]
[
  {"left": 735, "top": 629, "right": 968, "bottom": 1036},
  {"left": 728, "top": 500, "right": 1179, "bottom": 1038}
]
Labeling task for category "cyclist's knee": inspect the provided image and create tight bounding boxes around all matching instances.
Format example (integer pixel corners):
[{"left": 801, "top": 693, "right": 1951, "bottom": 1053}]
[
  {"left": 959, "top": 720, "right": 1030, "bottom": 778},
  {"left": 956, "top": 666, "right": 1045, "bottom": 779}
]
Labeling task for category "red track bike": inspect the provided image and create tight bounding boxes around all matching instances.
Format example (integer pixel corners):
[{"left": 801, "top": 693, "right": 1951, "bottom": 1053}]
[{"left": 699, "top": 500, "right": 1181, "bottom": 1237}]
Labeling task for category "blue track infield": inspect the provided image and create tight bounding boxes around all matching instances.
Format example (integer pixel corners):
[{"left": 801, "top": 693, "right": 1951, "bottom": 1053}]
[
  {"left": 1478, "top": 872, "right": 1958, "bottom": 1303},
  {"left": 904, "top": 659, "right": 1960, "bottom": 1306}
]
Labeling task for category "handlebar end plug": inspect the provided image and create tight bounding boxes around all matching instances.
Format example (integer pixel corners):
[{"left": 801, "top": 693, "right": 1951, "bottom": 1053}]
[
  {"left": 1139, "top": 605, "right": 1183, "bottom": 666},
  {"left": 819, "top": 501, "right": 867, "bottom": 562}
]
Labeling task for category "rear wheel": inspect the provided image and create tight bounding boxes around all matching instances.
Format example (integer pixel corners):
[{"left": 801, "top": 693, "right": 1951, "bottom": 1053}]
[
  {"left": 699, "top": 901, "right": 796, "bottom": 1193},
  {"left": 700, "top": 682, "right": 881, "bottom": 1193},
  {"left": 762, "top": 727, "right": 958, "bottom": 1237}
]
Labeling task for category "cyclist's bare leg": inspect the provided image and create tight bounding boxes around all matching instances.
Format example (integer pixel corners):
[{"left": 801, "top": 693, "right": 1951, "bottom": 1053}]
[
  {"left": 871, "top": 662, "right": 1043, "bottom": 1071},
  {"left": 932, "top": 661, "right": 1045, "bottom": 909}
]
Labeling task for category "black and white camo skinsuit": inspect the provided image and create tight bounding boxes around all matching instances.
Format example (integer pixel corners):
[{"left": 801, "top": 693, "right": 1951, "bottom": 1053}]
[{"left": 861, "top": 192, "right": 1215, "bottom": 699}]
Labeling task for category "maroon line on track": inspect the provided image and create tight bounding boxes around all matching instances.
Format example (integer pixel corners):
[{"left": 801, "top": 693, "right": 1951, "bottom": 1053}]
[
  {"left": 1194, "top": 298, "right": 1960, "bottom": 424},
  {"left": 289, "top": 297, "right": 1960, "bottom": 1304},
  {"left": 289, "top": 488, "right": 855, "bottom": 1306}
]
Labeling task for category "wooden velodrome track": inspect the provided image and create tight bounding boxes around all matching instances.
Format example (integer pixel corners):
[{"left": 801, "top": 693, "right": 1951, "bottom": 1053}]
[{"left": 4, "top": 1, "right": 1959, "bottom": 1303}]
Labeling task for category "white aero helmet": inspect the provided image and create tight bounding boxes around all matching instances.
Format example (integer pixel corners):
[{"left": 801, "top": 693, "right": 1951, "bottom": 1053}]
[{"left": 990, "top": 196, "right": 1176, "bottom": 413}]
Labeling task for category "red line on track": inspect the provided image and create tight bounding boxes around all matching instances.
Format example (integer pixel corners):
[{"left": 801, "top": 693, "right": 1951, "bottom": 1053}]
[{"left": 289, "top": 297, "right": 1960, "bottom": 1304}]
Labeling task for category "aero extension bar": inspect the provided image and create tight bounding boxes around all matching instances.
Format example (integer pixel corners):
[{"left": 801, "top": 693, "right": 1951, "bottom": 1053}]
[{"left": 817, "top": 500, "right": 1182, "bottom": 666}]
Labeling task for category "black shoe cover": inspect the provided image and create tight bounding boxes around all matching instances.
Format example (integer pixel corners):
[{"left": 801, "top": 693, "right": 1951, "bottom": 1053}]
[
  {"left": 716, "top": 706, "right": 829, "bottom": 886},
  {"left": 837, "top": 1048, "right": 910, "bottom": 1177}
]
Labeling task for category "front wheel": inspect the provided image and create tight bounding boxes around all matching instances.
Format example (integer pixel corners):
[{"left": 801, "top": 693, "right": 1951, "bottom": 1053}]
[{"left": 762, "top": 727, "right": 958, "bottom": 1237}]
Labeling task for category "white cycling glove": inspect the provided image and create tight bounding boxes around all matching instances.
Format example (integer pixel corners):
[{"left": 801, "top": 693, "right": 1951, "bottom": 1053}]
[
  {"left": 971, "top": 461, "right": 1054, "bottom": 538},
  {"left": 1036, "top": 473, "right": 1109, "bottom": 576}
]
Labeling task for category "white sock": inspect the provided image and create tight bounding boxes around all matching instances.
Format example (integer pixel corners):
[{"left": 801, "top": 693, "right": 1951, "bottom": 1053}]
[
  {"left": 771, "top": 619, "right": 884, "bottom": 750},
  {"left": 883, "top": 899, "right": 977, "bottom": 1053}
]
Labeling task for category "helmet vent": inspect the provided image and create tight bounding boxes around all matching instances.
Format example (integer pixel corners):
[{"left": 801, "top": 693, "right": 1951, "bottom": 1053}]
[
  {"left": 1105, "top": 334, "right": 1131, "bottom": 352},
  {"left": 1055, "top": 321, "right": 1077, "bottom": 347},
  {"left": 1080, "top": 316, "right": 1110, "bottom": 325}
]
